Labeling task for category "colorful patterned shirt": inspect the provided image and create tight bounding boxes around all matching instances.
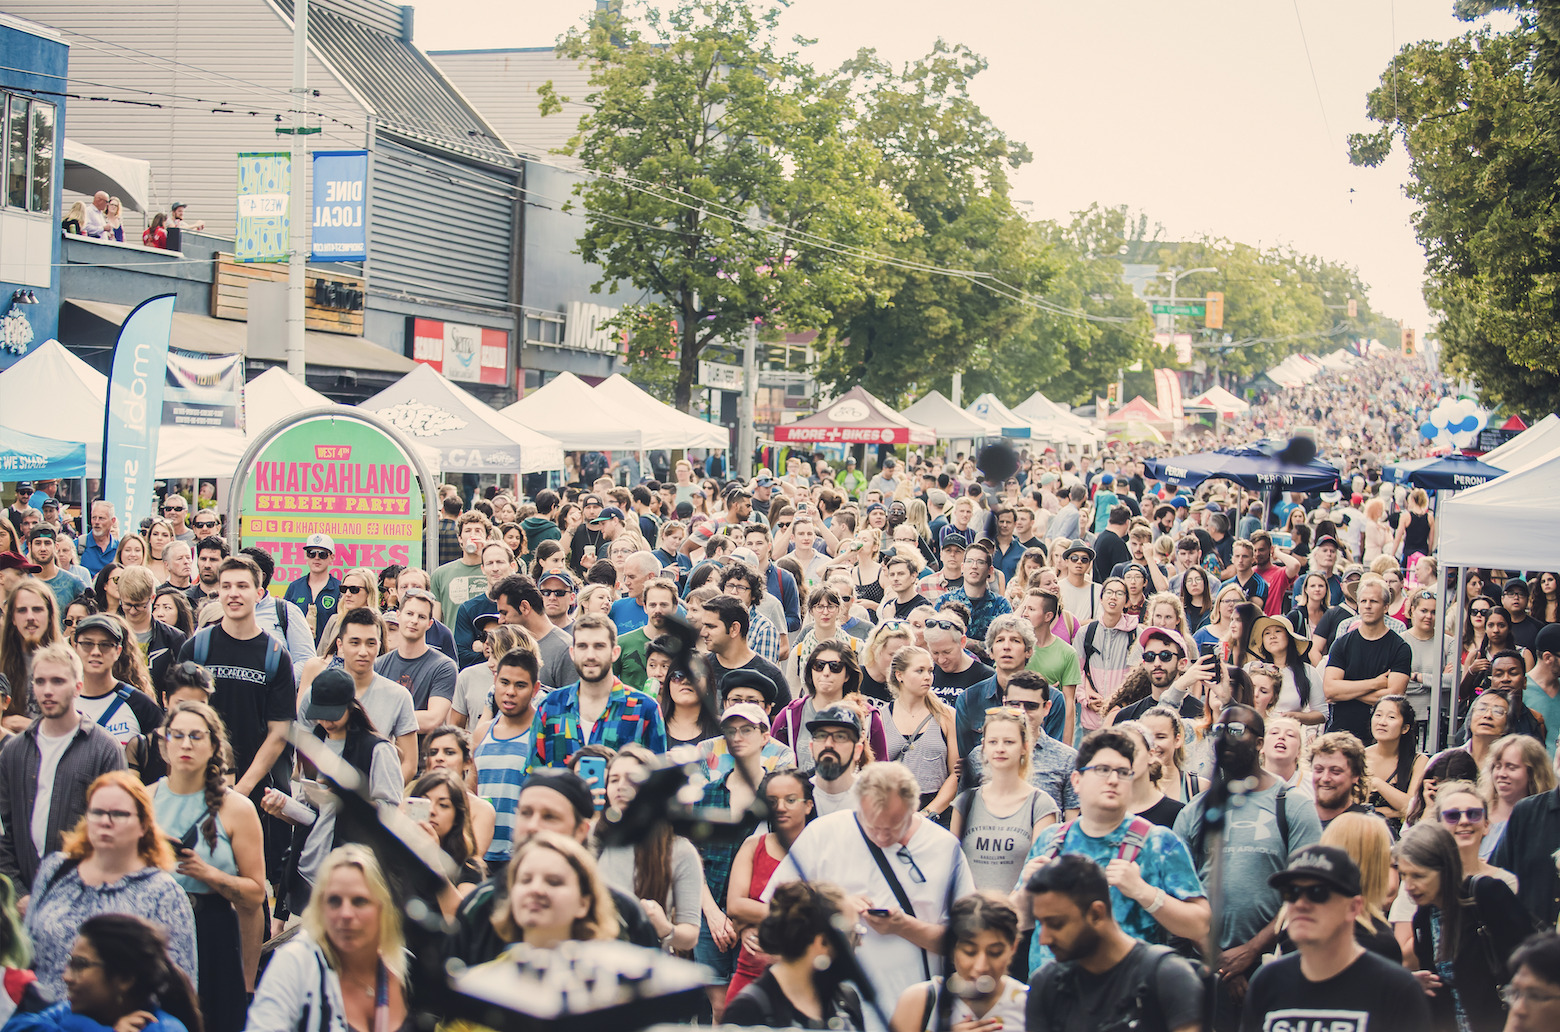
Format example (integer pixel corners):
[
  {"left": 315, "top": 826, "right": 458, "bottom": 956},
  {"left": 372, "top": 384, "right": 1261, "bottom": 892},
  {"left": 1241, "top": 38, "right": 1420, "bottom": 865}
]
[
  {"left": 526, "top": 678, "right": 668, "bottom": 773},
  {"left": 938, "top": 585, "right": 1013, "bottom": 642},
  {"left": 747, "top": 609, "right": 782, "bottom": 664}
]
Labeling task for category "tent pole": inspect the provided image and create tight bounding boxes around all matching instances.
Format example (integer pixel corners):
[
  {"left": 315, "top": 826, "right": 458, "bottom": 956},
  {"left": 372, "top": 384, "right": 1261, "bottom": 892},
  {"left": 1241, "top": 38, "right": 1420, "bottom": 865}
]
[{"left": 1434, "top": 566, "right": 1466, "bottom": 755}]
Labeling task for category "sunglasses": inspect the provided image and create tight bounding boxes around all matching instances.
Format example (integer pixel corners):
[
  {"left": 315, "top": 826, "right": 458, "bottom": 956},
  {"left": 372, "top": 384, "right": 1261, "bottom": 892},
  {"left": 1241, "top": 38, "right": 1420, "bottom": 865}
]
[
  {"left": 924, "top": 618, "right": 964, "bottom": 633},
  {"left": 1278, "top": 883, "right": 1337, "bottom": 905},
  {"left": 1001, "top": 699, "right": 1044, "bottom": 712},
  {"left": 1440, "top": 806, "right": 1486, "bottom": 826},
  {"left": 193, "top": 520, "right": 218, "bottom": 529},
  {"left": 305, "top": 549, "right": 331, "bottom": 559},
  {"left": 341, "top": 585, "right": 365, "bottom": 595},
  {"left": 540, "top": 588, "right": 572, "bottom": 598},
  {"left": 1213, "top": 721, "right": 1251, "bottom": 739},
  {"left": 810, "top": 659, "right": 845, "bottom": 673},
  {"left": 162, "top": 505, "right": 186, "bottom": 513},
  {"left": 1143, "top": 650, "right": 1180, "bottom": 663},
  {"left": 1470, "top": 606, "right": 1492, "bottom": 616}
]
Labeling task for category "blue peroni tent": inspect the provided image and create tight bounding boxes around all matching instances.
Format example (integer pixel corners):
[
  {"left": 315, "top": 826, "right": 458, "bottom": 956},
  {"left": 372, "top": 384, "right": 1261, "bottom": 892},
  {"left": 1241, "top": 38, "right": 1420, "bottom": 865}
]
[
  {"left": 1143, "top": 445, "right": 1340, "bottom": 492},
  {"left": 1382, "top": 453, "right": 1505, "bottom": 491}
]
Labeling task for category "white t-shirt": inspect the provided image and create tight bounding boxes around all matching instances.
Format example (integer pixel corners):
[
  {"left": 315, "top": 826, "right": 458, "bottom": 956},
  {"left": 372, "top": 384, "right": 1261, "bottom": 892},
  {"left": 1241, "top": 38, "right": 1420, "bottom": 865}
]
[
  {"left": 1275, "top": 663, "right": 1324, "bottom": 717},
  {"left": 765, "top": 809, "right": 975, "bottom": 1019},
  {"left": 1058, "top": 578, "right": 1100, "bottom": 621},
  {"left": 453, "top": 663, "right": 493, "bottom": 720},
  {"left": 809, "top": 777, "right": 855, "bottom": 817},
  {"left": 75, "top": 689, "right": 147, "bottom": 744},
  {"left": 32, "top": 728, "right": 75, "bottom": 858}
]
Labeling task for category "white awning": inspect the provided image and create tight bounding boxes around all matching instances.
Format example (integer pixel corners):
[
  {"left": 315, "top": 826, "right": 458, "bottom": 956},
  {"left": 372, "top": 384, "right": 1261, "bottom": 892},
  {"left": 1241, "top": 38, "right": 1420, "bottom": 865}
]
[{"left": 63, "top": 138, "right": 151, "bottom": 214}]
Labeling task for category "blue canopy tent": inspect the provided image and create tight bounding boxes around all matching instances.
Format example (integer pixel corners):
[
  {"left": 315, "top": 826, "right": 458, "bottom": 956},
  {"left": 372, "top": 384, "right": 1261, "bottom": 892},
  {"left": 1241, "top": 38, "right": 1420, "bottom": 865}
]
[
  {"left": 0, "top": 426, "right": 87, "bottom": 479},
  {"left": 1143, "top": 446, "right": 1341, "bottom": 493},
  {"left": 1382, "top": 453, "right": 1504, "bottom": 491}
]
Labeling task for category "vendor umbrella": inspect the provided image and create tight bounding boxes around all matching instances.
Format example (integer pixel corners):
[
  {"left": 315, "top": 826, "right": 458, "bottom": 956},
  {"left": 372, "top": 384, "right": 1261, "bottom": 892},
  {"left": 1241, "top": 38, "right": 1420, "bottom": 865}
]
[
  {"left": 1382, "top": 453, "right": 1504, "bottom": 491},
  {"left": 1143, "top": 445, "right": 1340, "bottom": 493}
]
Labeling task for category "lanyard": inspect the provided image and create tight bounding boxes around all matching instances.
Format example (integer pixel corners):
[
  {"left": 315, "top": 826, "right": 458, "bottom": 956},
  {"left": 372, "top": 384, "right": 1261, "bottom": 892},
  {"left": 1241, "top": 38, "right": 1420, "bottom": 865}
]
[{"left": 373, "top": 960, "right": 390, "bottom": 1032}]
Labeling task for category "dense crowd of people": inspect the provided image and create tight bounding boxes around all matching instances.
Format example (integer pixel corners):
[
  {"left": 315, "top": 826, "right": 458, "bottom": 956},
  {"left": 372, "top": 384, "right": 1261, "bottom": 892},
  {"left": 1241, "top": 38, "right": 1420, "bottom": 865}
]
[{"left": 0, "top": 353, "right": 1554, "bottom": 1032}]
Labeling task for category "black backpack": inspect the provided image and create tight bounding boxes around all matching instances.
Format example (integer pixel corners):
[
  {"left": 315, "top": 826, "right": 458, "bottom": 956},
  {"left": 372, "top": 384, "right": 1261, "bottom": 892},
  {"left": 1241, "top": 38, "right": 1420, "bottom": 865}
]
[{"left": 1034, "top": 945, "right": 1208, "bottom": 1032}]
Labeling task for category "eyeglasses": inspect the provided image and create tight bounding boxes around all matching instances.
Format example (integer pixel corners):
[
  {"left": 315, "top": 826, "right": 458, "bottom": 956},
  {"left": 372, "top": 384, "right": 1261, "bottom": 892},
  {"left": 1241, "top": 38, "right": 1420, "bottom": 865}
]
[
  {"left": 811, "top": 729, "right": 857, "bottom": 745},
  {"left": 164, "top": 729, "right": 209, "bottom": 743},
  {"left": 1278, "top": 883, "right": 1337, "bottom": 905},
  {"left": 1143, "top": 650, "right": 1180, "bottom": 663},
  {"left": 895, "top": 846, "right": 927, "bottom": 884},
  {"left": 75, "top": 638, "right": 121, "bottom": 653},
  {"left": 305, "top": 549, "right": 331, "bottom": 560},
  {"left": 540, "top": 588, "right": 572, "bottom": 598},
  {"left": 1501, "top": 984, "right": 1560, "bottom": 1007},
  {"left": 1080, "top": 764, "right": 1133, "bottom": 781},
  {"left": 86, "top": 808, "right": 136, "bottom": 824},
  {"left": 1213, "top": 721, "right": 1251, "bottom": 739},
  {"left": 120, "top": 600, "right": 149, "bottom": 614},
  {"left": 64, "top": 957, "right": 104, "bottom": 973},
  {"left": 724, "top": 723, "right": 763, "bottom": 738},
  {"left": 810, "top": 659, "right": 845, "bottom": 673},
  {"left": 1002, "top": 699, "right": 1045, "bottom": 712},
  {"left": 1440, "top": 806, "right": 1486, "bottom": 826}
]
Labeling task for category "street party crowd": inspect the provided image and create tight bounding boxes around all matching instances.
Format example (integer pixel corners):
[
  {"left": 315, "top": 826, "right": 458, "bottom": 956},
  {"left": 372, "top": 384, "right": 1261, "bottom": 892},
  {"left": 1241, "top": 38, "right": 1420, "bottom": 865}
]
[{"left": 0, "top": 353, "right": 1554, "bottom": 1032}]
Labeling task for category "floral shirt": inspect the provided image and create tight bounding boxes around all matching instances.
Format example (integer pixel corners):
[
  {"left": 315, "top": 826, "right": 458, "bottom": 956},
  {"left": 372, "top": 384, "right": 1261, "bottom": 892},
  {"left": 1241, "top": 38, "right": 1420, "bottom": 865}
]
[
  {"left": 25, "top": 853, "right": 197, "bottom": 1000},
  {"left": 938, "top": 585, "right": 1012, "bottom": 642},
  {"left": 526, "top": 678, "right": 667, "bottom": 772}
]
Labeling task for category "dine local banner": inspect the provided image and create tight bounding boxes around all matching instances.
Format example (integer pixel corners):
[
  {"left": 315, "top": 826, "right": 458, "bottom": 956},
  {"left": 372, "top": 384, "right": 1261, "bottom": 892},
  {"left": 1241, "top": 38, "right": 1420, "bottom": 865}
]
[{"left": 311, "top": 150, "right": 368, "bottom": 261}]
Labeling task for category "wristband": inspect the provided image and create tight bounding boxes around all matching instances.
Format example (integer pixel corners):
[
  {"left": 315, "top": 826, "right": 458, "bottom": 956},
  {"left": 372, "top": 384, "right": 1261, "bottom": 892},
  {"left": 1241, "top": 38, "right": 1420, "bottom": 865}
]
[{"left": 1145, "top": 888, "right": 1166, "bottom": 914}]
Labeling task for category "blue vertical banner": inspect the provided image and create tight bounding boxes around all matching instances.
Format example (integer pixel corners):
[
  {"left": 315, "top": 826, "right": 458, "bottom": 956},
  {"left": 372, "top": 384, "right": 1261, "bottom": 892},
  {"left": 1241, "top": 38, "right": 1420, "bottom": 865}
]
[
  {"left": 101, "top": 295, "right": 175, "bottom": 528},
  {"left": 312, "top": 150, "right": 368, "bottom": 261},
  {"left": 235, "top": 151, "right": 291, "bottom": 262}
]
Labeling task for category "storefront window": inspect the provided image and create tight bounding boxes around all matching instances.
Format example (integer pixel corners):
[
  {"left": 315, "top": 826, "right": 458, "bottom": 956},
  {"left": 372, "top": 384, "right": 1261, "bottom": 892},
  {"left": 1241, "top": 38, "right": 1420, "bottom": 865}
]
[{"left": 2, "top": 94, "right": 55, "bottom": 215}]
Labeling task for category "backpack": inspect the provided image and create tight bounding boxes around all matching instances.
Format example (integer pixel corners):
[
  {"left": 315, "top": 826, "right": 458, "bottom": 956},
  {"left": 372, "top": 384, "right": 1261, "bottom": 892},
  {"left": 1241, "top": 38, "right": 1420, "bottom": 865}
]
[
  {"left": 190, "top": 626, "right": 284, "bottom": 682},
  {"left": 1038, "top": 814, "right": 1155, "bottom": 864},
  {"left": 1035, "top": 944, "right": 1200, "bottom": 1032},
  {"left": 1183, "top": 784, "right": 1292, "bottom": 869}
]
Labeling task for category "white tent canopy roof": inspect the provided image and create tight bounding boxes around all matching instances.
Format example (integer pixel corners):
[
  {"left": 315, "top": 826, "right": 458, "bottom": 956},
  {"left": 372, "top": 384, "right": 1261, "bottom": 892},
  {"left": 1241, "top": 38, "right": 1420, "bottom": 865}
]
[
  {"left": 592, "top": 374, "right": 728, "bottom": 450},
  {"left": 63, "top": 139, "right": 152, "bottom": 214},
  {"left": 364, "top": 363, "right": 564, "bottom": 473},
  {"left": 1483, "top": 413, "right": 1560, "bottom": 470},
  {"left": 155, "top": 368, "right": 348, "bottom": 479},
  {"left": 902, "top": 390, "right": 999, "bottom": 439},
  {"left": 502, "top": 371, "right": 643, "bottom": 451},
  {"left": 1185, "top": 385, "right": 1249, "bottom": 413},
  {"left": 1439, "top": 445, "right": 1560, "bottom": 569}
]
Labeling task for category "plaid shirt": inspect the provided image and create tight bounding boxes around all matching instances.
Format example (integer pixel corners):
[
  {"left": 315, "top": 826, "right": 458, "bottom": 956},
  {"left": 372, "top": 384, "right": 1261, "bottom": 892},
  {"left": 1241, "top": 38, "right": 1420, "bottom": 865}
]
[
  {"left": 526, "top": 678, "right": 667, "bottom": 773},
  {"left": 747, "top": 608, "right": 782, "bottom": 664},
  {"left": 438, "top": 517, "right": 462, "bottom": 566},
  {"left": 696, "top": 769, "right": 753, "bottom": 903}
]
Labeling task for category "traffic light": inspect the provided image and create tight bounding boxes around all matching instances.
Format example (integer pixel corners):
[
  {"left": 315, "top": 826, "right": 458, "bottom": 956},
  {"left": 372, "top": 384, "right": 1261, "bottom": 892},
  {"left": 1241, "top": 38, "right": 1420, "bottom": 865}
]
[
  {"left": 1204, "top": 292, "right": 1224, "bottom": 330},
  {"left": 1106, "top": 383, "right": 1119, "bottom": 404},
  {"left": 1401, "top": 325, "right": 1416, "bottom": 356}
]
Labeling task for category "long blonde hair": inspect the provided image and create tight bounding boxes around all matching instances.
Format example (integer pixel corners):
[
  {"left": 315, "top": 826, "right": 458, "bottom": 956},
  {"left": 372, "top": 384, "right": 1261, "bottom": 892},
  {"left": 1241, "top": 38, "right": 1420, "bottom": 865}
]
[
  {"left": 888, "top": 645, "right": 951, "bottom": 719},
  {"left": 302, "top": 845, "right": 407, "bottom": 982},
  {"left": 981, "top": 707, "right": 1033, "bottom": 782},
  {"left": 1320, "top": 812, "right": 1392, "bottom": 926}
]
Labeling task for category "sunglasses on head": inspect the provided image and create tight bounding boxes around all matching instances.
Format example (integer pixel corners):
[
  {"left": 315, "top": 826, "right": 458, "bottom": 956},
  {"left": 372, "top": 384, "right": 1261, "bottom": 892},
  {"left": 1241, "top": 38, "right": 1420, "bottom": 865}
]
[
  {"left": 924, "top": 618, "right": 964, "bottom": 633},
  {"left": 810, "top": 659, "right": 845, "bottom": 673},
  {"left": 1278, "top": 883, "right": 1337, "bottom": 905}
]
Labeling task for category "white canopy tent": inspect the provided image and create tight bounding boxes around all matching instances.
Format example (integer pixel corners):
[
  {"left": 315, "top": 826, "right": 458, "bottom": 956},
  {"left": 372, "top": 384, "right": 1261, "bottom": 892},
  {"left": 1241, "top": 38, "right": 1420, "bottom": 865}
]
[
  {"left": 1185, "top": 385, "right": 1249, "bottom": 417},
  {"left": 1482, "top": 412, "right": 1560, "bottom": 470},
  {"left": 0, "top": 341, "right": 107, "bottom": 457},
  {"left": 902, "top": 390, "right": 999, "bottom": 439},
  {"left": 1013, "top": 391, "right": 1103, "bottom": 446},
  {"left": 1439, "top": 446, "right": 1560, "bottom": 570},
  {"left": 63, "top": 139, "right": 152, "bottom": 214},
  {"left": 364, "top": 363, "right": 564, "bottom": 473},
  {"left": 502, "top": 371, "right": 643, "bottom": 451},
  {"left": 592, "top": 374, "right": 729, "bottom": 450}
]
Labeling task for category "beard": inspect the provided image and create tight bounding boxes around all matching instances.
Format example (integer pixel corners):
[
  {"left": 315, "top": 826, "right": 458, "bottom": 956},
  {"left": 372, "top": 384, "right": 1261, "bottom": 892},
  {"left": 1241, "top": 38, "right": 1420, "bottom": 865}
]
[{"left": 813, "top": 750, "right": 847, "bottom": 780}]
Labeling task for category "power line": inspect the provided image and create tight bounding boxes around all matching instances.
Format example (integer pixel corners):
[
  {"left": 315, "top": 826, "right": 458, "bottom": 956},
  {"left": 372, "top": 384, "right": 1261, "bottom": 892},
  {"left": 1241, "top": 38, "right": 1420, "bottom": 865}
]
[{"left": 1291, "top": 0, "right": 1334, "bottom": 146}]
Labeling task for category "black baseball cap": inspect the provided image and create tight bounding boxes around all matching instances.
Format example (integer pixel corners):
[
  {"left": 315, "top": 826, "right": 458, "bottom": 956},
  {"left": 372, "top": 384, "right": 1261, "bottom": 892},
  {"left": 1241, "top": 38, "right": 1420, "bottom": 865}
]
[
  {"left": 805, "top": 703, "right": 861, "bottom": 738},
  {"left": 522, "top": 770, "right": 595, "bottom": 824},
  {"left": 1268, "top": 845, "right": 1362, "bottom": 897},
  {"left": 75, "top": 614, "right": 126, "bottom": 644},
  {"left": 303, "top": 667, "right": 355, "bottom": 722},
  {"left": 940, "top": 527, "right": 971, "bottom": 551},
  {"left": 1503, "top": 578, "right": 1529, "bottom": 597},
  {"left": 26, "top": 526, "right": 55, "bottom": 543}
]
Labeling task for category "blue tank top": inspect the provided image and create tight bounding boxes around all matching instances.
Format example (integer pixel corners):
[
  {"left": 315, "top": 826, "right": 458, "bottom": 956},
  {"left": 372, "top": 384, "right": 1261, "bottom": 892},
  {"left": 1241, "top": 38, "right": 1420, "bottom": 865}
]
[
  {"left": 475, "top": 723, "right": 532, "bottom": 862},
  {"left": 153, "top": 779, "right": 236, "bottom": 894}
]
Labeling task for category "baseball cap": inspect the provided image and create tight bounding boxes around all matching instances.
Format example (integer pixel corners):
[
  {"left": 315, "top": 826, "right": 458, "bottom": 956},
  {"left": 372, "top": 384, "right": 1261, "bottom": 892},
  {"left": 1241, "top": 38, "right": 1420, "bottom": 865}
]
[
  {"left": 805, "top": 703, "right": 862, "bottom": 737},
  {"left": 39, "top": 498, "right": 58, "bottom": 511},
  {"left": 720, "top": 702, "right": 771, "bottom": 730},
  {"left": 75, "top": 614, "right": 126, "bottom": 644},
  {"left": 304, "top": 533, "right": 335, "bottom": 555},
  {"left": 26, "top": 526, "right": 55, "bottom": 543},
  {"left": 1268, "top": 845, "right": 1362, "bottom": 897},
  {"left": 884, "top": 457, "right": 897, "bottom": 467},
  {"left": 1314, "top": 534, "right": 1340, "bottom": 550},
  {"left": 473, "top": 612, "right": 502, "bottom": 631},
  {"left": 538, "top": 570, "right": 576, "bottom": 590},
  {"left": 582, "top": 494, "right": 603, "bottom": 507},
  {"left": 845, "top": 456, "right": 857, "bottom": 465},
  {"left": 589, "top": 506, "right": 625, "bottom": 525},
  {"left": 0, "top": 552, "right": 40, "bottom": 574},
  {"left": 674, "top": 500, "right": 694, "bottom": 520},
  {"left": 1138, "top": 625, "right": 1188, "bottom": 656},
  {"left": 170, "top": 201, "right": 186, "bottom": 210},
  {"left": 1100, "top": 473, "right": 1114, "bottom": 486},
  {"left": 1172, "top": 495, "right": 1191, "bottom": 510},
  {"left": 1536, "top": 623, "right": 1560, "bottom": 657},
  {"left": 939, "top": 527, "right": 971, "bottom": 551},
  {"left": 303, "top": 667, "right": 355, "bottom": 722},
  {"left": 1503, "top": 577, "right": 1529, "bottom": 597}
]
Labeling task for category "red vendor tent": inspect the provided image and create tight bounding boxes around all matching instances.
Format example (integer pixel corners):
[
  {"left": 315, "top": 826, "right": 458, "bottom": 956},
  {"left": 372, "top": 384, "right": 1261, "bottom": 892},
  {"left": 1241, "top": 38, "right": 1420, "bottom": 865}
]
[{"left": 773, "top": 385, "right": 936, "bottom": 445}]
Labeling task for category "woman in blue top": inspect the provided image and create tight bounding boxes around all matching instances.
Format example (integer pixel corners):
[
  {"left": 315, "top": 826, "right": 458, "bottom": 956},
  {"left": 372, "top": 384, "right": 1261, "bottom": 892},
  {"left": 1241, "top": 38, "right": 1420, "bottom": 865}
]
[
  {"left": 151, "top": 701, "right": 266, "bottom": 1032},
  {"left": 7, "top": 914, "right": 204, "bottom": 1032}
]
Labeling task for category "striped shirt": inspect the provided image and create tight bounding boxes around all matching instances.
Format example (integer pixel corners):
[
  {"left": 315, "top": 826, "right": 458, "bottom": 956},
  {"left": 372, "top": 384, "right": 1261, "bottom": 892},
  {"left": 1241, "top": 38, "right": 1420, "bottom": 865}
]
[{"left": 475, "top": 722, "right": 533, "bottom": 862}]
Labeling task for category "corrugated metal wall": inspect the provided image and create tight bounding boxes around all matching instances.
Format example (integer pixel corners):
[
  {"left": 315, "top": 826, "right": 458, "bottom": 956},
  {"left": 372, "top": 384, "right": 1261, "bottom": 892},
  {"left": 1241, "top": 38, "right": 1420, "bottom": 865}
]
[
  {"left": 12, "top": 0, "right": 369, "bottom": 237},
  {"left": 428, "top": 49, "right": 594, "bottom": 157},
  {"left": 368, "top": 136, "right": 513, "bottom": 311}
]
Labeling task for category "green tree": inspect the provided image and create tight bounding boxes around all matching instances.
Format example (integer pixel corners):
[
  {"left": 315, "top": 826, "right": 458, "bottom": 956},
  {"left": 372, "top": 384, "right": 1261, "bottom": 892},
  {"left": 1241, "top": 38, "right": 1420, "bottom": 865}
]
[
  {"left": 1349, "top": 2, "right": 1560, "bottom": 415},
  {"left": 546, "top": 0, "right": 903, "bottom": 411},
  {"left": 814, "top": 41, "right": 1048, "bottom": 407}
]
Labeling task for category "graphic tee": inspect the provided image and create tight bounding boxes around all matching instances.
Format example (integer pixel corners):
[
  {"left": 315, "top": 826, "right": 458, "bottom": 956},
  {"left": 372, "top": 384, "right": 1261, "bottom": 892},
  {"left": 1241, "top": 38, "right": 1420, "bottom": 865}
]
[{"left": 1239, "top": 950, "right": 1431, "bottom": 1032}]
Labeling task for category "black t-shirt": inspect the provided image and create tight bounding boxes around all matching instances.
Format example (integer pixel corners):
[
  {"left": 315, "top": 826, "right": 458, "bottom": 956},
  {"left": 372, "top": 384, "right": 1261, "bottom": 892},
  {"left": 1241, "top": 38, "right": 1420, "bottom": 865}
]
[
  {"left": 1028, "top": 942, "right": 1204, "bottom": 1032},
  {"left": 1240, "top": 949, "right": 1430, "bottom": 1032},
  {"left": 724, "top": 969, "right": 863, "bottom": 1029},
  {"left": 1137, "top": 794, "right": 1186, "bottom": 828},
  {"left": 1325, "top": 629, "right": 1412, "bottom": 744},
  {"left": 178, "top": 625, "right": 296, "bottom": 777},
  {"left": 1115, "top": 692, "right": 1204, "bottom": 725},
  {"left": 881, "top": 593, "right": 931, "bottom": 622},
  {"left": 1509, "top": 613, "right": 1540, "bottom": 654},
  {"left": 1314, "top": 604, "right": 1356, "bottom": 651},
  {"left": 932, "top": 658, "right": 995, "bottom": 705}
]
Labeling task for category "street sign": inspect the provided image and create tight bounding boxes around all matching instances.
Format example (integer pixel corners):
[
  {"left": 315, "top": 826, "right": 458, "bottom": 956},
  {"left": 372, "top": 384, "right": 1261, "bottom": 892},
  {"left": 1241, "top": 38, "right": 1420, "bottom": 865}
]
[
  {"left": 1475, "top": 427, "right": 1521, "bottom": 452},
  {"left": 1152, "top": 303, "right": 1205, "bottom": 316},
  {"left": 698, "top": 360, "right": 745, "bottom": 391}
]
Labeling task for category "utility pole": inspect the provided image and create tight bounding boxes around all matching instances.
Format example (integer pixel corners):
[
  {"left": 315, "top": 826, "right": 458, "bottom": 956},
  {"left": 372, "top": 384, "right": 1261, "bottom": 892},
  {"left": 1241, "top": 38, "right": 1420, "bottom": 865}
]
[
  {"left": 286, "top": 0, "right": 309, "bottom": 381},
  {"left": 738, "top": 319, "right": 757, "bottom": 479},
  {"left": 950, "top": 371, "right": 962, "bottom": 408}
]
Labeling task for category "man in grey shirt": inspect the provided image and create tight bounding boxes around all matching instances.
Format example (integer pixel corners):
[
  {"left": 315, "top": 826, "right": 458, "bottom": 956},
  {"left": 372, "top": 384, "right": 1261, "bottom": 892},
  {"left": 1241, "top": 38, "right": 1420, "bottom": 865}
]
[
  {"left": 373, "top": 588, "right": 457, "bottom": 734},
  {"left": 492, "top": 574, "right": 578, "bottom": 689},
  {"left": 300, "top": 607, "right": 418, "bottom": 780}
]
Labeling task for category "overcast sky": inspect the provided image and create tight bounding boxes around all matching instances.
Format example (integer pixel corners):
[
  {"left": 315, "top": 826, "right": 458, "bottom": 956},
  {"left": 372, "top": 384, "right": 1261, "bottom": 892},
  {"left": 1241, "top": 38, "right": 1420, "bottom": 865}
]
[{"left": 417, "top": 1, "right": 1513, "bottom": 337}]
